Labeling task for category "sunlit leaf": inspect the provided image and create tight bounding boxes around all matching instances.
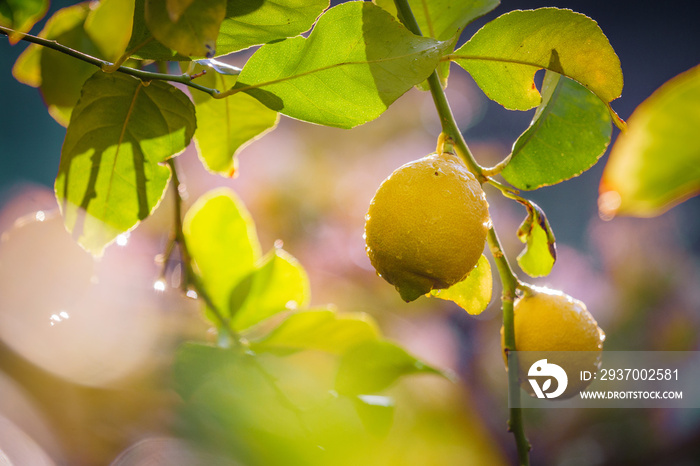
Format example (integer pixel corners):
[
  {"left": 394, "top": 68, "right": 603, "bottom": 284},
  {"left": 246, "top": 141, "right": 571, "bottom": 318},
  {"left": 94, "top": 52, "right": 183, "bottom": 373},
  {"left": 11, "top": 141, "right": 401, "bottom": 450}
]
[
  {"left": 145, "top": 0, "right": 226, "bottom": 58},
  {"left": 55, "top": 72, "right": 194, "bottom": 255},
  {"left": 600, "top": 65, "right": 700, "bottom": 218},
  {"left": 249, "top": 308, "right": 380, "bottom": 355},
  {"left": 235, "top": 1, "right": 449, "bottom": 128},
  {"left": 84, "top": 0, "right": 135, "bottom": 61},
  {"left": 430, "top": 254, "right": 492, "bottom": 315},
  {"left": 232, "top": 248, "right": 310, "bottom": 330},
  {"left": 452, "top": 8, "right": 623, "bottom": 111},
  {"left": 126, "top": 0, "right": 186, "bottom": 60},
  {"left": 336, "top": 340, "right": 445, "bottom": 395},
  {"left": 12, "top": 3, "right": 104, "bottom": 126},
  {"left": 352, "top": 394, "right": 394, "bottom": 437},
  {"left": 515, "top": 199, "right": 556, "bottom": 277},
  {"left": 190, "top": 63, "right": 278, "bottom": 177},
  {"left": 501, "top": 71, "right": 612, "bottom": 190},
  {"left": 375, "top": 0, "right": 498, "bottom": 41},
  {"left": 183, "top": 188, "right": 262, "bottom": 319},
  {"left": 0, "top": 0, "right": 48, "bottom": 44},
  {"left": 215, "top": 0, "right": 328, "bottom": 56}
]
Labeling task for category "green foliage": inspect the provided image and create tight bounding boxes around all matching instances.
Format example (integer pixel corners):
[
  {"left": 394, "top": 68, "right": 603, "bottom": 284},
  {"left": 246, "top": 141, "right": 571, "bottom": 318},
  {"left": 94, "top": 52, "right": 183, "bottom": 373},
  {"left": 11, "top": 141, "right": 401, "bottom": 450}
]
[
  {"left": 55, "top": 71, "right": 195, "bottom": 255},
  {"left": 183, "top": 188, "right": 261, "bottom": 318},
  {"left": 452, "top": 8, "right": 623, "bottom": 110},
  {"left": 430, "top": 254, "right": 492, "bottom": 315},
  {"left": 235, "top": 1, "right": 449, "bottom": 128},
  {"left": 216, "top": 0, "right": 329, "bottom": 56},
  {"left": 600, "top": 64, "right": 700, "bottom": 217},
  {"left": 515, "top": 199, "right": 556, "bottom": 277},
  {"left": 502, "top": 71, "right": 612, "bottom": 190},
  {"left": 0, "top": 0, "right": 47, "bottom": 44},
  {"left": 231, "top": 248, "right": 311, "bottom": 330},
  {"left": 145, "top": 0, "right": 226, "bottom": 57},
  {"left": 84, "top": 0, "right": 134, "bottom": 61},
  {"left": 336, "top": 340, "right": 446, "bottom": 395},
  {"left": 375, "top": 0, "right": 499, "bottom": 89},
  {"left": 190, "top": 62, "right": 278, "bottom": 176},
  {"left": 12, "top": 3, "right": 105, "bottom": 126},
  {"left": 250, "top": 308, "right": 380, "bottom": 355}
]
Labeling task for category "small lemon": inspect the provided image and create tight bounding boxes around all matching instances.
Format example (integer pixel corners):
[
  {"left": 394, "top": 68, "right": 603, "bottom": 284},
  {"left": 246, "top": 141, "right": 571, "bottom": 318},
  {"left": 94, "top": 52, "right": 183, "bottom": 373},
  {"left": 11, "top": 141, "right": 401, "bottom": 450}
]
[
  {"left": 364, "top": 152, "right": 490, "bottom": 302},
  {"left": 501, "top": 287, "right": 605, "bottom": 398}
]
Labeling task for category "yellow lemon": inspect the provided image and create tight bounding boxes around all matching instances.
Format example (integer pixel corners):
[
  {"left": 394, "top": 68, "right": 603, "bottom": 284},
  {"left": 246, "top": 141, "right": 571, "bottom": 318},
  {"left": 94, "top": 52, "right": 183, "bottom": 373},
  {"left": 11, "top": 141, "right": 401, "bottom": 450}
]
[
  {"left": 364, "top": 152, "right": 489, "bottom": 302},
  {"left": 501, "top": 287, "right": 605, "bottom": 398}
]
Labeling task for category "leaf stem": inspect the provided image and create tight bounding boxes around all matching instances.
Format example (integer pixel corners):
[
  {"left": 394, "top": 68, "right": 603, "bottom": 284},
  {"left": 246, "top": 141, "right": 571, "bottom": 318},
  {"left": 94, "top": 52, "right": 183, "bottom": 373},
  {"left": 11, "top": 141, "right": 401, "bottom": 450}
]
[
  {"left": 392, "top": 0, "right": 530, "bottom": 463},
  {"left": 167, "top": 158, "right": 241, "bottom": 346},
  {"left": 0, "top": 26, "right": 219, "bottom": 97}
]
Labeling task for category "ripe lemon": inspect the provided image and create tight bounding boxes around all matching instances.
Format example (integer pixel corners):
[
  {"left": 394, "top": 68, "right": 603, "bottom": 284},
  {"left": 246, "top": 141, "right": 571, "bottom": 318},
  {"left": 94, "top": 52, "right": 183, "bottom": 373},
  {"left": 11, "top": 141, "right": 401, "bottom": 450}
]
[
  {"left": 364, "top": 152, "right": 490, "bottom": 302},
  {"left": 501, "top": 287, "right": 605, "bottom": 398}
]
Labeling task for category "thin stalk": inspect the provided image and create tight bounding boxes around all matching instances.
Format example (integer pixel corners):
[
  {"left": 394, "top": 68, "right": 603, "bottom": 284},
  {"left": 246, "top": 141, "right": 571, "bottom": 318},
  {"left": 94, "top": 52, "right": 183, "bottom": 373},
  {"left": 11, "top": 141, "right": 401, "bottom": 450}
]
[
  {"left": 0, "top": 26, "right": 219, "bottom": 97},
  {"left": 392, "top": 0, "right": 530, "bottom": 463},
  {"left": 167, "top": 158, "right": 241, "bottom": 346}
]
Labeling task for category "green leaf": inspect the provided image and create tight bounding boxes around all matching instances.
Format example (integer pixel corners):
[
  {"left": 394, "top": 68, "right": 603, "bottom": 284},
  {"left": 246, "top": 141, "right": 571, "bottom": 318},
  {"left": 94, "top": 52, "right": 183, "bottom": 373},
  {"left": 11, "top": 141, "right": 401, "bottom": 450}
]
[
  {"left": 232, "top": 248, "right": 310, "bottom": 330},
  {"left": 55, "top": 72, "right": 195, "bottom": 255},
  {"left": 11, "top": 3, "right": 105, "bottom": 126},
  {"left": 190, "top": 63, "right": 279, "bottom": 177},
  {"left": 249, "top": 308, "right": 380, "bottom": 355},
  {"left": 215, "top": 0, "right": 329, "bottom": 56},
  {"left": 501, "top": 71, "right": 612, "bottom": 190},
  {"left": 126, "top": 0, "right": 187, "bottom": 60},
  {"left": 452, "top": 8, "right": 623, "bottom": 111},
  {"left": 375, "top": 0, "right": 499, "bottom": 41},
  {"left": 145, "top": 0, "right": 226, "bottom": 58},
  {"left": 183, "top": 188, "right": 262, "bottom": 318},
  {"left": 600, "top": 65, "right": 700, "bottom": 218},
  {"left": 352, "top": 394, "right": 395, "bottom": 437},
  {"left": 335, "top": 340, "right": 445, "bottom": 395},
  {"left": 430, "top": 254, "right": 492, "bottom": 315},
  {"left": 515, "top": 199, "right": 556, "bottom": 277},
  {"left": 0, "top": 0, "right": 48, "bottom": 44},
  {"left": 166, "top": 0, "right": 195, "bottom": 22},
  {"left": 173, "top": 342, "right": 243, "bottom": 399},
  {"left": 235, "top": 1, "right": 449, "bottom": 128},
  {"left": 84, "top": 0, "right": 135, "bottom": 62}
]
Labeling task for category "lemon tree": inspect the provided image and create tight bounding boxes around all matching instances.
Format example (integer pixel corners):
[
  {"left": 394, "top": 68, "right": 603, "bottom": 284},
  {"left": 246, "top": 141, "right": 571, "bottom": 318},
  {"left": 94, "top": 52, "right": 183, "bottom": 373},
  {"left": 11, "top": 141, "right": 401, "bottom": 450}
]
[{"left": 4, "top": 0, "right": 696, "bottom": 464}]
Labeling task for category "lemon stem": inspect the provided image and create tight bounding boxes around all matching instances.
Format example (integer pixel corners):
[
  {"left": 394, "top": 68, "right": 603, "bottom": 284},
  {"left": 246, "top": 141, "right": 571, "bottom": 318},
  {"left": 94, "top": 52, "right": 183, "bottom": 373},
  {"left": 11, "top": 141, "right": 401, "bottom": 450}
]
[
  {"left": 390, "top": 1, "right": 484, "bottom": 181},
  {"left": 392, "top": 0, "right": 530, "bottom": 463}
]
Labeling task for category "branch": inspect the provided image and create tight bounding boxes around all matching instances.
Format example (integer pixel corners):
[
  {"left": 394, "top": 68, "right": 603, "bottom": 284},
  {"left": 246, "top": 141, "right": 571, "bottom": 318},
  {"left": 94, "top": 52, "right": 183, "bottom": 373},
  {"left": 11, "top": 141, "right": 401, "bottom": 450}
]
[
  {"left": 167, "top": 158, "right": 242, "bottom": 347},
  {"left": 0, "top": 26, "right": 219, "bottom": 97},
  {"left": 392, "top": 1, "right": 530, "bottom": 463}
]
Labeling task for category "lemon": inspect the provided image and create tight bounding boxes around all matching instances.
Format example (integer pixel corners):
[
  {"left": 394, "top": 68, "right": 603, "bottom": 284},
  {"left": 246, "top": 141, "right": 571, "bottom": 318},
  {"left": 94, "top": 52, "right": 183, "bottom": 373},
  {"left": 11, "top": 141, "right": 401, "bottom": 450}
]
[
  {"left": 501, "top": 287, "right": 605, "bottom": 398},
  {"left": 364, "top": 152, "right": 490, "bottom": 302}
]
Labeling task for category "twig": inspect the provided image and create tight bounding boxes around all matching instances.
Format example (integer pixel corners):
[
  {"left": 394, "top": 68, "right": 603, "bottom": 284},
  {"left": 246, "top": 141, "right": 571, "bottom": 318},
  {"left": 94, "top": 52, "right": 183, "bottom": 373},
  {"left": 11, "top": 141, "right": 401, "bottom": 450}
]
[{"left": 0, "top": 26, "right": 219, "bottom": 97}]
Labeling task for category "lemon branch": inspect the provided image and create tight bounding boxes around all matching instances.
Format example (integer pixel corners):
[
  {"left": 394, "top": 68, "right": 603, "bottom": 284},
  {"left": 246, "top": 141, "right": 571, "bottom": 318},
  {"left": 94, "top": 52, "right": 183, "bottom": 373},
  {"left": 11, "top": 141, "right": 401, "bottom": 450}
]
[
  {"left": 167, "top": 159, "right": 242, "bottom": 348},
  {"left": 392, "top": 1, "right": 530, "bottom": 463},
  {"left": 0, "top": 26, "right": 220, "bottom": 97}
]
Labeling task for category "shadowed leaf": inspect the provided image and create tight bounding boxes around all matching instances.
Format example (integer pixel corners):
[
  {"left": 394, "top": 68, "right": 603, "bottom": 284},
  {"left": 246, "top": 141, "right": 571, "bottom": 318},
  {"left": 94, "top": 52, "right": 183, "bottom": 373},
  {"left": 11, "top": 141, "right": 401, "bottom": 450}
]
[{"left": 55, "top": 71, "right": 195, "bottom": 255}]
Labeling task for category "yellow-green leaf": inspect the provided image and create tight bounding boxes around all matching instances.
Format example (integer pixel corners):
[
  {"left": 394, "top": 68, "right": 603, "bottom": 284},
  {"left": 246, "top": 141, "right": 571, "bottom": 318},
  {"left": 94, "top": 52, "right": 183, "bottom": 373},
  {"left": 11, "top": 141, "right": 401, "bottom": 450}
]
[
  {"left": 452, "top": 8, "right": 623, "bottom": 111},
  {"left": 145, "top": 0, "right": 225, "bottom": 57},
  {"left": 249, "top": 308, "right": 380, "bottom": 355},
  {"left": 430, "top": 254, "right": 492, "bottom": 315},
  {"left": 515, "top": 199, "right": 557, "bottom": 277},
  {"left": 190, "top": 63, "right": 278, "bottom": 177},
  {"left": 600, "top": 65, "right": 700, "bottom": 218},
  {"left": 501, "top": 71, "right": 612, "bottom": 190},
  {"left": 183, "top": 188, "right": 262, "bottom": 318},
  {"left": 235, "top": 1, "right": 449, "bottom": 128},
  {"left": 84, "top": 0, "right": 135, "bottom": 61},
  {"left": 55, "top": 72, "right": 196, "bottom": 255},
  {"left": 232, "top": 248, "right": 310, "bottom": 331},
  {"left": 0, "top": 0, "right": 48, "bottom": 44},
  {"left": 12, "top": 3, "right": 104, "bottom": 126}
]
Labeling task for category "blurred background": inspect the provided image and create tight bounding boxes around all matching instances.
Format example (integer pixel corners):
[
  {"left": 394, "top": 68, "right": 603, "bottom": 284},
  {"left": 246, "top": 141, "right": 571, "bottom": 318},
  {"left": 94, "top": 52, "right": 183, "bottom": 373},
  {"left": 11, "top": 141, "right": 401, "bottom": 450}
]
[{"left": 1, "top": 0, "right": 699, "bottom": 464}]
